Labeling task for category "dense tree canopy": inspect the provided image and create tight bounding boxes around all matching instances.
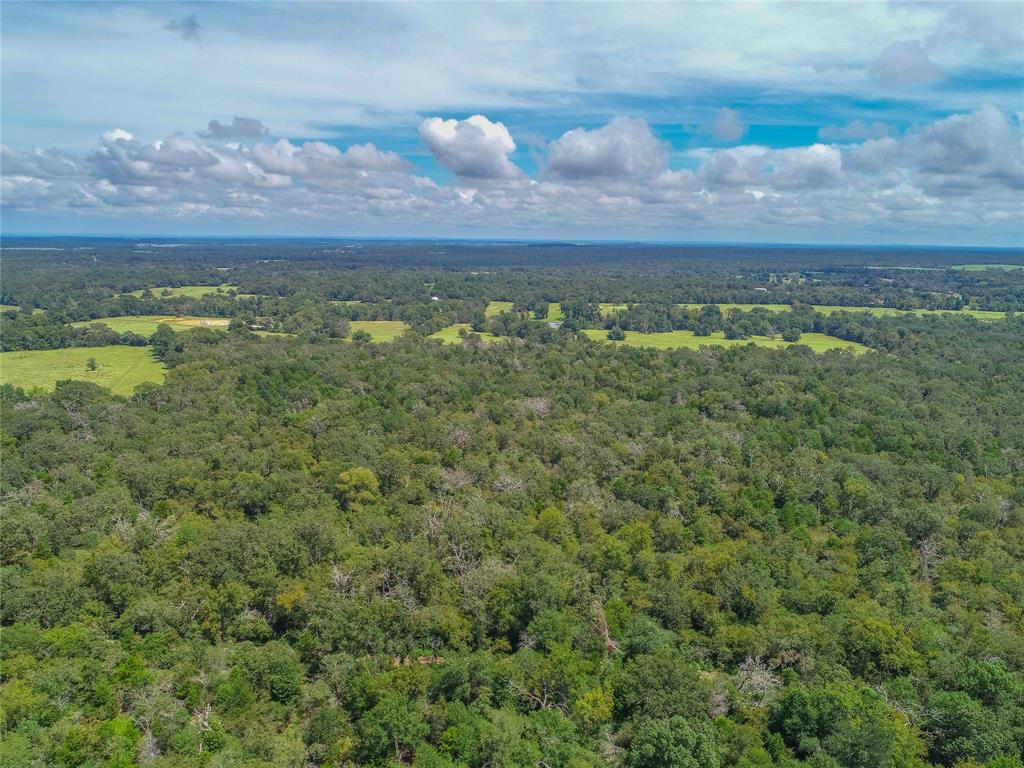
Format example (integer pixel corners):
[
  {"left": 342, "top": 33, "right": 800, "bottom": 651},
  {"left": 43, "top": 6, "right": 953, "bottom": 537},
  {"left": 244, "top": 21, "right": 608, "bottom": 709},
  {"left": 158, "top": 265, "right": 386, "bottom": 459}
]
[{"left": 1, "top": 240, "right": 1023, "bottom": 767}]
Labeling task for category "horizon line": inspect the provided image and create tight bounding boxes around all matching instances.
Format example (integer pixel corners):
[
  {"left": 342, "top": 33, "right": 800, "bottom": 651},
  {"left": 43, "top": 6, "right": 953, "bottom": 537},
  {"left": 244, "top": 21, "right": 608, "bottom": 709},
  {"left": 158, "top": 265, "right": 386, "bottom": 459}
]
[{"left": 2, "top": 233, "right": 1022, "bottom": 252}]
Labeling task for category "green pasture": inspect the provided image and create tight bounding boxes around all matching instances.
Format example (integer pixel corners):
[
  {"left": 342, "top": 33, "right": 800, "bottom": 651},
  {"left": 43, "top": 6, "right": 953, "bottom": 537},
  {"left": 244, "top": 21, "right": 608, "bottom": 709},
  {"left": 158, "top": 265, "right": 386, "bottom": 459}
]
[
  {"left": 582, "top": 329, "right": 868, "bottom": 353},
  {"left": 950, "top": 264, "right": 1024, "bottom": 271},
  {"left": 0, "top": 345, "right": 166, "bottom": 396},
  {"left": 485, "top": 301, "right": 514, "bottom": 317},
  {"left": 71, "top": 316, "right": 231, "bottom": 335},
  {"left": 345, "top": 320, "right": 409, "bottom": 342},
  {"left": 598, "top": 302, "right": 1007, "bottom": 321},
  {"left": 429, "top": 324, "right": 504, "bottom": 344},
  {"left": 127, "top": 284, "right": 238, "bottom": 298}
]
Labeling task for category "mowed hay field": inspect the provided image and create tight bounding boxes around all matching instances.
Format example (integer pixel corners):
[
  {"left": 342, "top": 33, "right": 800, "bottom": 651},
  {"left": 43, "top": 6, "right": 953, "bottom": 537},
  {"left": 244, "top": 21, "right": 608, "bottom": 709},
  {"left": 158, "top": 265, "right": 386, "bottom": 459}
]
[
  {"left": 71, "top": 316, "right": 231, "bottom": 334},
  {"left": 598, "top": 302, "right": 1007, "bottom": 321},
  {"left": 0, "top": 346, "right": 166, "bottom": 395},
  {"left": 127, "top": 284, "right": 238, "bottom": 298},
  {"left": 429, "top": 324, "right": 505, "bottom": 344},
  {"left": 346, "top": 320, "right": 410, "bottom": 342},
  {"left": 583, "top": 329, "right": 868, "bottom": 353},
  {"left": 950, "top": 264, "right": 1024, "bottom": 271},
  {"left": 485, "top": 301, "right": 514, "bottom": 318}
]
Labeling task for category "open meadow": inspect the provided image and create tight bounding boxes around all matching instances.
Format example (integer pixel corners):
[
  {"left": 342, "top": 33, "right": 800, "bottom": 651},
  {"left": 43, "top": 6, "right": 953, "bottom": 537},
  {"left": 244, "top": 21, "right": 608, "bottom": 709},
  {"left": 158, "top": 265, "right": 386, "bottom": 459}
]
[
  {"left": 0, "top": 345, "right": 166, "bottom": 395},
  {"left": 429, "top": 323, "right": 505, "bottom": 344},
  {"left": 485, "top": 300, "right": 514, "bottom": 317},
  {"left": 71, "top": 315, "right": 231, "bottom": 334},
  {"left": 345, "top": 320, "right": 410, "bottom": 342},
  {"left": 127, "top": 284, "right": 238, "bottom": 298},
  {"left": 583, "top": 328, "right": 868, "bottom": 353},
  {"left": 597, "top": 302, "right": 1007, "bottom": 320}
]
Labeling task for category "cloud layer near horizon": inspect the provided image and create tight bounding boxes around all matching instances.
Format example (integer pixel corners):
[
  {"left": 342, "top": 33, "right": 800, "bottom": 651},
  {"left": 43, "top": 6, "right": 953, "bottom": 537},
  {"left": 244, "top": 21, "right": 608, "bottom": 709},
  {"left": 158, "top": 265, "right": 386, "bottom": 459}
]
[{"left": 3, "top": 105, "right": 1021, "bottom": 243}]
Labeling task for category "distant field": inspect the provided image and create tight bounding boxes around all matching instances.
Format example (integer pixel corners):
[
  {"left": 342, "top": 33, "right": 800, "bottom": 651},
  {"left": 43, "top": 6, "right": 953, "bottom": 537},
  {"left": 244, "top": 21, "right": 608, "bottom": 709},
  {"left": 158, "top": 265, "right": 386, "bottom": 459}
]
[
  {"left": 485, "top": 301, "right": 514, "bottom": 317},
  {"left": 0, "top": 305, "right": 44, "bottom": 314},
  {"left": 345, "top": 320, "right": 409, "bottom": 342},
  {"left": 0, "top": 346, "right": 166, "bottom": 395},
  {"left": 547, "top": 303, "right": 564, "bottom": 322},
  {"left": 950, "top": 264, "right": 1024, "bottom": 272},
  {"left": 583, "top": 329, "right": 868, "bottom": 353},
  {"left": 71, "top": 316, "right": 230, "bottom": 334},
  {"left": 128, "top": 284, "right": 238, "bottom": 298},
  {"left": 430, "top": 323, "right": 504, "bottom": 344},
  {"left": 598, "top": 302, "right": 1007, "bottom": 321}
]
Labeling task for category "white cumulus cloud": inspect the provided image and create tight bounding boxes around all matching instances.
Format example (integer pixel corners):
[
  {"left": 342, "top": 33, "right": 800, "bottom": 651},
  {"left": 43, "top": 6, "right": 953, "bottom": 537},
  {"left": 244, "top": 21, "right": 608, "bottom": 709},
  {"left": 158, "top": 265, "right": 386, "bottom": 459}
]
[
  {"left": 546, "top": 117, "right": 668, "bottom": 180},
  {"left": 419, "top": 115, "right": 520, "bottom": 179}
]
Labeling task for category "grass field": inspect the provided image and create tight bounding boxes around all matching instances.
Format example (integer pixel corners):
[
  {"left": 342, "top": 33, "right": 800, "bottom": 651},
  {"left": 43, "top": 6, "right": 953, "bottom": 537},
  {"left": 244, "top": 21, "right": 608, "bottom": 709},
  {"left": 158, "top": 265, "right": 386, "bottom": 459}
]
[
  {"left": 345, "top": 320, "right": 409, "bottom": 342},
  {"left": 127, "top": 284, "right": 238, "bottom": 298},
  {"left": 0, "top": 346, "right": 166, "bottom": 395},
  {"left": 583, "top": 329, "right": 868, "bottom": 353},
  {"left": 485, "top": 301, "right": 514, "bottom": 318},
  {"left": 546, "top": 303, "right": 564, "bottom": 322},
  {"left": 71, "top": 316, "right": 231, "bottom": 334},
  {"left": 950, "top": 264, "right": 1024, "bottom": 271},
  {"left": 597, "top": 302, "right": 1007, "bottom": 321},
  {"left": 429, "top": 324, "right": 505, "bottom": 344},
  {"left": 1, "top": 305, "right": 45, "bottom": 314}
]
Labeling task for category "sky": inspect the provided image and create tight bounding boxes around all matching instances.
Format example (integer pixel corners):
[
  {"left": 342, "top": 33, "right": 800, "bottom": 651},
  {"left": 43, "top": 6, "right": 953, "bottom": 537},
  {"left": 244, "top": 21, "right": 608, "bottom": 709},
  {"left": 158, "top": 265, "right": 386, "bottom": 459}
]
[{"left": 1, "top": 1, "right": 1022, "bottom": 245}]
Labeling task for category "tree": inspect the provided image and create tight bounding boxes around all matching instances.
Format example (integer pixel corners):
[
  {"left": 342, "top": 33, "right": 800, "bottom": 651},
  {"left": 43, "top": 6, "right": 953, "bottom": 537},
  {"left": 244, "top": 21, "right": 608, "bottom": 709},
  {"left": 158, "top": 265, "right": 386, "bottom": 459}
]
[
  {"left": 85, "top": 357, "right": 98, "bottom": 371},
  {"left": 335, "top": 467, "right": 382, "bottom": 510}
]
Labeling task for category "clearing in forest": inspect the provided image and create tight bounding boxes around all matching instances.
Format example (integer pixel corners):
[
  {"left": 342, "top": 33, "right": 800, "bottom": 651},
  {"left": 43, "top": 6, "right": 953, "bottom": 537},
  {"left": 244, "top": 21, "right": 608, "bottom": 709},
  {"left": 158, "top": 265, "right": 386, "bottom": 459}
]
[
  {"left": 71, "top": 316, "right": 231, "bottom": 334},
  {"left": 597, "top": 302, "right": 1007, "bottom": 321},
  {"left": 950, "top": 264, "right": 1024, "bottom": 271},
  {"left": 582, "top": 329, "right": 868, "bottom": 353},
  {"left": 127, "top": 284, "right": 239, "bottom": 298},
  {"left": 485, "top": 301, "right": 514, "bottom": 317},
  {"left": 0, "top": 345, "right": 166, "bottom": 395},
  {"left": 345, "top": 320, "right": 410, "bottom": 342},
  {"left": 429, "top": 324, "right": 504, "bottom": 344}
]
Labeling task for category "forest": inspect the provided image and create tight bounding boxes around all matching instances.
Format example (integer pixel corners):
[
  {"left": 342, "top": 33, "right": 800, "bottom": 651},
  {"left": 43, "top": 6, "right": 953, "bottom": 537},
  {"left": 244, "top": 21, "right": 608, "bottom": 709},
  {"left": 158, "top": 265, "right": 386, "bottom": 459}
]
[{"left": 1, "top": 238, "right": 1023, "bottom": 768}]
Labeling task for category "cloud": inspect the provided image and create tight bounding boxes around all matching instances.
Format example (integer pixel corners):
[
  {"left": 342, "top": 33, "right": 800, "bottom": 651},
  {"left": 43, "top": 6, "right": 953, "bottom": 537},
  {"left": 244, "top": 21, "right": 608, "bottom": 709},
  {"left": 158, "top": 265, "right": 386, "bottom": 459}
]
[
  {"left": 546, "top": 117, "right": 668, "bottom": 179},
  {"left": 909, "top": 104, "right": 1024, "bottom": 193},
  {"left": 200, "top": 117, "right": 268, "bottom": 140},
  {"left": 702, "top": 108, "right": 746, "bottom": 142},
  {"left": 869, "top": 40, "right": 941, "bottom": 88},
  {"left": 699, "top": 146, "right": 768, "bottom": 187},
  {"left": 2, "top": 107, "right": 1021, "bottom": 243},
  {"left": 252, "top": 139, "right": 409, "bottom": 181},
  {"left": 164, "top": 14, "right": 202, "bottom": 45},
  {"left": 769, "top": 144, "right": 844, "bottom": 189},
  {"left": 419, "top": 115, "right": 520, "bottom": 179},
  {"left": 818, "top": 120, "right": 892, "bottom": 142}
]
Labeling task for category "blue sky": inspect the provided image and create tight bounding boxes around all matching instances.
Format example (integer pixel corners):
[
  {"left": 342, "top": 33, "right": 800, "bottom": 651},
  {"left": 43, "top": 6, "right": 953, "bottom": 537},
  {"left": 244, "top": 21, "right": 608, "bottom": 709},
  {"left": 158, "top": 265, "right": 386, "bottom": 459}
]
[{"left": 1, "top": 1, "right": 1022, "bottom": 245}]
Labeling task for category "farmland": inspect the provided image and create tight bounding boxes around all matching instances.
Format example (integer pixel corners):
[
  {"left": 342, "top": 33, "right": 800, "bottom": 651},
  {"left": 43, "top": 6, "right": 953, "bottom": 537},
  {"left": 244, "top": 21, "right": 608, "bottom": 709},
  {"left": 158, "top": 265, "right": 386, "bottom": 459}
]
[
  {"left": 485, "top": 300, "right": 514, "bottom": 317},
  {"left": 127, "top": 283, "right": 238, "bottom": 298},
  {"left": 951, "top": 263, "right": 1024, "bottom": 271},
  {"left": 429, "top": 323, "right": 505, "bottom": 344},
  {"left": 598, "top": 302, "right": 1008, "bottom": 320},
  {"left": 0, "top": 345, "right": 166, "bottom": 395},
  {"left": 583, "top": 328, "right": 868, "bottom": 353},
  {"left": 345, "top": 320, "right": 410, "bottom": 342},
  {"left": 70, "top": 315, "right": 231, "bottom": 334}
]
